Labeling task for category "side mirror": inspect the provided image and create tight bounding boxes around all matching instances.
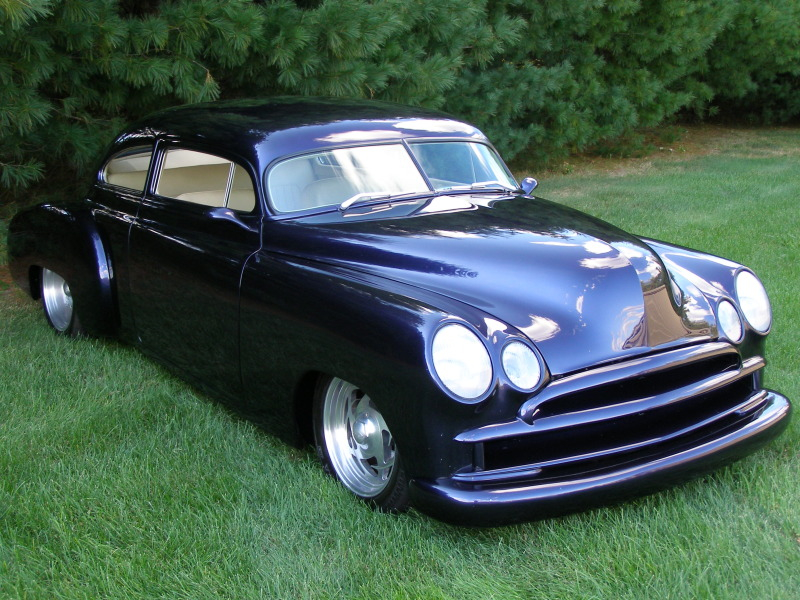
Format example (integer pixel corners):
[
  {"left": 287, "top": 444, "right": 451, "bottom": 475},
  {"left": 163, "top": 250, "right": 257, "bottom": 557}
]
[{"left": 520, "top": 177, "right": 538, "bottom": 195}]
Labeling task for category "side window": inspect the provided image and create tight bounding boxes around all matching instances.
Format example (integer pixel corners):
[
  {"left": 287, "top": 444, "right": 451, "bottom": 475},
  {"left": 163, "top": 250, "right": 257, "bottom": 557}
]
[
  {"left": 103, "top": 146, "right": 153, "bottom": 191},
  {"left": 228, "top": 163, "right": 256, "bottom": 212},
  {"left": 155, "top": 148, "right": 256, "bottom": 212}
]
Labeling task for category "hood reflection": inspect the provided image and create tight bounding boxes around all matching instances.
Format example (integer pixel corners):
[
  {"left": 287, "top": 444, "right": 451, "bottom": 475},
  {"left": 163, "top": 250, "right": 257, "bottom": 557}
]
[{"left": 279, "top": 196, "right": 713, "bottom": 375}]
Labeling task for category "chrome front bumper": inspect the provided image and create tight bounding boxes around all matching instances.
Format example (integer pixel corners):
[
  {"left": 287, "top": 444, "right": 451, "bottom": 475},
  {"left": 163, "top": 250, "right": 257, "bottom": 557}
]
[{"left": 409, "top": 342, "right": 791, "bottom": 526}]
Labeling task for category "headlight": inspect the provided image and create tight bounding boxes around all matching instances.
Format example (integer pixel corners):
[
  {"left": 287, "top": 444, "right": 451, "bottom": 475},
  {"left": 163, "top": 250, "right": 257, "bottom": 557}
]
[
  {"left": 735, "top": 270, "right": 772, "bottom": 334},
  {"left": 501, "top": 341, "right": 543, "bottom": 391},
  {"left": 431, "top": 323, "right": 492, "bottom": 400},
  {"left": 717, "top": 300, "right": 743, "bottom": 343}
]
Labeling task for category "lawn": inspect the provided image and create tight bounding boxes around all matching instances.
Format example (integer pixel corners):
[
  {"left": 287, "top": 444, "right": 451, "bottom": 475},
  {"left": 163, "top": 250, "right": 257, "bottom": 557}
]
[{"left": 1, "top": 126, "right": 798, "bottom": 599}]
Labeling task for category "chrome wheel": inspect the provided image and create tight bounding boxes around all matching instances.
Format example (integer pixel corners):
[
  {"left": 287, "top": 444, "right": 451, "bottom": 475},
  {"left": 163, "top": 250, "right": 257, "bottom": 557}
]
[
  {"left": 41, "top": 268, "right": 74, "bottom": 333},
  {"left": 320, "top": 377, "right": 397, "bottom": 498}
]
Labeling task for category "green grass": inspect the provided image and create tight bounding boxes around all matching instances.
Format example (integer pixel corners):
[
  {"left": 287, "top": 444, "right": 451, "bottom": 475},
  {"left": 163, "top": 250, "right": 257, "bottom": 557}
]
[{"left": 1, "top": 128, "right": 798, "bottom": 599}]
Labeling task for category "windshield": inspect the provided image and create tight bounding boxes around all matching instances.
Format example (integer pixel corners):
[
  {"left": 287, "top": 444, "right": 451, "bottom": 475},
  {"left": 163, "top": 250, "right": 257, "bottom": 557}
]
[
  {"left": 267, "top": 141, "right": 516, "bottom": 213},
  {"left": 408, "top": 142, "right": 517, "bottom": 192}
]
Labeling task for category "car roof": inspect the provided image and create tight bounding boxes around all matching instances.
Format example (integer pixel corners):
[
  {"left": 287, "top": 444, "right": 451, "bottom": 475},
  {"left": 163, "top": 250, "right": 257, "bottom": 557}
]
[{"left": 119, "top": 97, "right": 489, "bottom": 170}]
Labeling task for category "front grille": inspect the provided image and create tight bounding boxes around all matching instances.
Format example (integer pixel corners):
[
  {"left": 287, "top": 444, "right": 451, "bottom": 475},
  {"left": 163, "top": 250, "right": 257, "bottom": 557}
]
[
  {"left": 483, "top": 378, "right": 754, "bottom": 474},
  {"left": 534, "top": 352, "right": 740, "bottom": 420},
  {"left": 455, "top": 342, "right": 766, "bottom": 487}
]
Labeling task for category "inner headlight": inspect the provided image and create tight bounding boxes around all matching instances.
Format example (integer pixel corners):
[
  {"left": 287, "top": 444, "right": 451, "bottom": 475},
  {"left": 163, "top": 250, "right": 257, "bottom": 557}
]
[
  {"left": 717, "top": 300, "right": 743, "bottom": 343},
  {"left": 431, "top": 323, "right": 492, "bottom": 400},
  {"left": 501, "top": 341, "right": 543, "bottom": 391},
  {"left": 735, "top": 270, "right": 772, "bottom": 334}
]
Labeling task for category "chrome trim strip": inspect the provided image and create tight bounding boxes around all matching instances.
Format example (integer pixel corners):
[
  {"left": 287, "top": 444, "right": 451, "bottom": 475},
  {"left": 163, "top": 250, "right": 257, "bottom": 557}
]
[
  {"left": 453, "top": 465, "right": 543, "bottom": 485},
  {"left": 528, "top": 356, "right": 763, "bottom": 433},
  {"left": 518, "top": 342, "right": 743, "bottom": 423},
  {"left": 734, "top": 389, "right": 768, "bottom": 415},
  {"left": 456, "top": 389, "right": 771, "bottom": 482}
]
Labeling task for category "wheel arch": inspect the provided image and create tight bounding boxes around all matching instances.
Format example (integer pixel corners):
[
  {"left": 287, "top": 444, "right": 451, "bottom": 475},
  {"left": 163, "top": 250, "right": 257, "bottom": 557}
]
[
  {"left": 8, "top": 203, "right": 118, "bottom": 336},
  {"left": 27, "top": 265, "right": 42, "bottom": 300},
  {"left": 293, "top": 370, "right": 323, "bottom": 445},
  {"left": 240, "top": 254, "right": 492, "bottom": 480}
]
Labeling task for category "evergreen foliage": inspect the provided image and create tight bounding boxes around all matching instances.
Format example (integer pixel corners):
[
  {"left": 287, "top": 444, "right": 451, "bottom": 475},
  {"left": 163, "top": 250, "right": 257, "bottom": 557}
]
[
  {"left": 0, "top": 0, "right": 507, "bottom": 199},
  {"left": 446, "top": 0, "right": 735, "bottom": 163},
  {"left": 1, "top": 0, "right": 798, "bottom": 201},
  {"left": 704, "top": 0, "right": 800, "bottom": 123},
  {"left": 0, "top": 0, "right": 259, "bottom": 195}
]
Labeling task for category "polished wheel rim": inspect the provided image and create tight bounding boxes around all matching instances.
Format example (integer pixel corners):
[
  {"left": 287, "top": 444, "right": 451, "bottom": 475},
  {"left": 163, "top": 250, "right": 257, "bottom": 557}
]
[
  {"left": 41, "top": 268, "right": 73, "bottom": 332},
  {"left": 322, "top": 378, "right": 396, "bottom": 497}
]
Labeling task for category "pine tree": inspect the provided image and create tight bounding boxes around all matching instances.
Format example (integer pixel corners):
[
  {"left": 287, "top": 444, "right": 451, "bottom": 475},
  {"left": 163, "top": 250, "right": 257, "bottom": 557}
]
[
  {"left": 0, "top": 0, "right": 501, "bottom": 203},
  {"left": 0, "top": 0, "right": 265, "bottom": 201},
  {"left": 2, "top": 0, "right": 799, "bottom": 203},
  {"left": 445, "top": 0, "right": 735, "bottom": 163},
  {"left": 704, "top": 0, "right": 800, "bottom": 122}
]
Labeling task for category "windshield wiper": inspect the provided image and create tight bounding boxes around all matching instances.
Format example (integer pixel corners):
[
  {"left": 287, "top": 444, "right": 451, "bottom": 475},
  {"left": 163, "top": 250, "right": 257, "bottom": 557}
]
[
  {"left": 338, "top": 181, "right": 517, "bottom": 213},
  {"left": 339, "top": 192, "right": 393, "bottom": 211},
  {"left": 339, "top": 190, "right": 430, "bottom": 212},
  {"left": 438, "top": 180, "right": 518, "bottom": 193}
]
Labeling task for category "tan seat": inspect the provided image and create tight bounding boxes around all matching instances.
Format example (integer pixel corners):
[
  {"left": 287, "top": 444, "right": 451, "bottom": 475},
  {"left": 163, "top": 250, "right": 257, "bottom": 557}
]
[
  {"left": 300, "top": 178, "right": 358, "bottom": 209},
  {"left": 227, "top": 188, "right": 256, "bottom": 212}
]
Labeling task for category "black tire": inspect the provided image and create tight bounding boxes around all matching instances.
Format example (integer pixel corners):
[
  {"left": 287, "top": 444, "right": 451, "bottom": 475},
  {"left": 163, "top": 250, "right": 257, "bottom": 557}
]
[
  {"left": 40, "top": 268, "right": 84, "bottom": 337},
  {"left": 312, "top": 375, "right": 409, "bottom": 512}
]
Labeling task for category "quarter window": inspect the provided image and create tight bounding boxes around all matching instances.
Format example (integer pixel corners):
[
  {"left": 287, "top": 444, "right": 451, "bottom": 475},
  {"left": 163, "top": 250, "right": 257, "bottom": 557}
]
[
  {"left": 103, "top": 146, "right": 153, "bottom": 191},
  {"left": 228, "top": 163, "right": 257, "bottom": 212},
  {"left": 156, "top": 148, "right": 256, "bottom": 212}
]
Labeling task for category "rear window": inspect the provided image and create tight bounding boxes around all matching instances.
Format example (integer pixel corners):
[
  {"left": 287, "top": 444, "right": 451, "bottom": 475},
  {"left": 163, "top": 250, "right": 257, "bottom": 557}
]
[{"left": 102, "top": 146, "right": 153, "bottom": 191}]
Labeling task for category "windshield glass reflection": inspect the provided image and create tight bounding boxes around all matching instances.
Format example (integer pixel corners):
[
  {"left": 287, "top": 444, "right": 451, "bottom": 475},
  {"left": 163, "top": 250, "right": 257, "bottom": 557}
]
[
  {"left": 408, "top": 141, "right": 516, "bottom": 192},
  {"left": 266, "top": 141, "right": 516, "bottom": 214}
]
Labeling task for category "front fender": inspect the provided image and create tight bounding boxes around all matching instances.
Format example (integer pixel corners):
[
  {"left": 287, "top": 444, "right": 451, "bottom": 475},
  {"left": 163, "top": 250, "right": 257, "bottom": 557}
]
[
  {"left": 645, "top": 238, "right": 768, "bottom": 359},
  {"left": 8, "top": 202, "right": 117, "bottom": 336},
  {"left": 238, "top": 251, "right": 505, "bottom": 480}
]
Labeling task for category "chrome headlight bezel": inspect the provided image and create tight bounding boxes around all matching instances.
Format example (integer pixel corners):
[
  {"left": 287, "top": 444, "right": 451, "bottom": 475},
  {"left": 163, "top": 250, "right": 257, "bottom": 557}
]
[
  {"left": 430, "top": 322, "right": 493, "bottom": 402},
  {"left": 716, "top": 299, "right": 744, "bottom": 344},
  {"left": 735, "top": 269, "right": 772, "bottom": 334},
  {"left": 501, "top": 340, "right": 544, "bottom": 393}
]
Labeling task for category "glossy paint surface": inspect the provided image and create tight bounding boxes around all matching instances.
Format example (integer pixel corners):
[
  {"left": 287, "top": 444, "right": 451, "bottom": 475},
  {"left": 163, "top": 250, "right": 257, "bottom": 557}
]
[
  {"left": 279, "top": 195, "right": 714, "bottom": 376},
  {"left": 411, "top": 390, "right": 790, "bottom": 527},
  {"left": 128, "top": 196, "right": 260, "bottom": 390},
  {"left": 121, "top": 98, "right": 488, "bottom": 185},
  {"left": 7, "top": 98, "right": 791, "bottom": 526}
]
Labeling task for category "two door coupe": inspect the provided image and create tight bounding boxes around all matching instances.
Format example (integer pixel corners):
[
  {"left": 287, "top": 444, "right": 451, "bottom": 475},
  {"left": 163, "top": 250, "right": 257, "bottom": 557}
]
[{"left": 8, "top": 98, "right": 790, "bottom": 525}]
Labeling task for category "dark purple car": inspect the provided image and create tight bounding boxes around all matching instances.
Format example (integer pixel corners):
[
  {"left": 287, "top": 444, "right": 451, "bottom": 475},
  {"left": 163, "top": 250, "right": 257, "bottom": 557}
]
[{"left": 8, "top": 98, "right": 790, "bottom": 526}]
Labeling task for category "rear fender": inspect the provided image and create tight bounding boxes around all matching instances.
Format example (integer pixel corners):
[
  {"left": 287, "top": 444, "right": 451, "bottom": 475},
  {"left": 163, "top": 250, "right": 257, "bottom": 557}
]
[{"left": 8, "top": 203, "right": 117, "bottom": 336}]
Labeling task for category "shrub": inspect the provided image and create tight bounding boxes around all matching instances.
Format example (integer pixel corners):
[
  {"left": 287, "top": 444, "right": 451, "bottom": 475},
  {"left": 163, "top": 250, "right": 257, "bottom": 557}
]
[
  {"left": 446, "top": 0, "right": 735, "bottom": 163},
  {"left": 0, "top": 0, "right": 513, "bottom": 201},
  {"left": 1, "top": 0, "right": 798, "bottom": 202},
  {"left": 703, "top": 0, "right": 800, "bottom": 123}
]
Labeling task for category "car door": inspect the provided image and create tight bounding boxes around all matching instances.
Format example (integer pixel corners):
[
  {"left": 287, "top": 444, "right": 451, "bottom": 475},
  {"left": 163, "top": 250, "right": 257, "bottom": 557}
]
[{"left": 127, "top": 144, "right": 261, "bottom": 393}]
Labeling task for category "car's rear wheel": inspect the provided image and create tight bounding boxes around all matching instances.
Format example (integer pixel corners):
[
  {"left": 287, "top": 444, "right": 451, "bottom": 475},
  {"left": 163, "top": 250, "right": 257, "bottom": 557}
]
[
  {"left": 313, "top": 375, "right": 409, "bottom": 512},
  {"left": 40, "top": 268, "right": 83, "bottom": 336}
]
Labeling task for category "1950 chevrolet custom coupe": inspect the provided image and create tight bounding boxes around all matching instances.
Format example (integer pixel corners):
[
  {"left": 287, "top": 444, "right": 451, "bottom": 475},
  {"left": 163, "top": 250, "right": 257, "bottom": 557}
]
[{"left": 8, "top": 98, "right": 791, "bottom": 526}]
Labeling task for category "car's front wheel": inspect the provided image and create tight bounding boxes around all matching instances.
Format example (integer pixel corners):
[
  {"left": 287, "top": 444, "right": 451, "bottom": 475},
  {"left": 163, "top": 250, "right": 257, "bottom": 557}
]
[
  {"left": 40, "top": 268, "right": 83, "bottom": 336},
  {"left": 313, "top": 375, "right": 409, "bottom": 512}
]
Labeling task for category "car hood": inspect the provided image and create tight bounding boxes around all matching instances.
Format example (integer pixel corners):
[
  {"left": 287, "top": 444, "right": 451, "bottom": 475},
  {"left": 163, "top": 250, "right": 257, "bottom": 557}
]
[{"left": 272, "top": 196, "right": 712, "bottom": 376}]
